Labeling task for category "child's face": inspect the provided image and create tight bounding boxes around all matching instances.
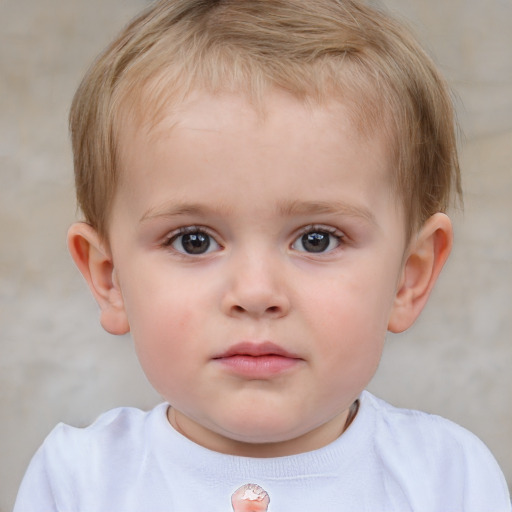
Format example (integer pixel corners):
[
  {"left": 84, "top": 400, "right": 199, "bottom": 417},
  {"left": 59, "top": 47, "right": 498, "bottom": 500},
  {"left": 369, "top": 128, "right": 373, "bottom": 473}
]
[{"left": 109, "top": 89, "right": 408, "bottom": 455}]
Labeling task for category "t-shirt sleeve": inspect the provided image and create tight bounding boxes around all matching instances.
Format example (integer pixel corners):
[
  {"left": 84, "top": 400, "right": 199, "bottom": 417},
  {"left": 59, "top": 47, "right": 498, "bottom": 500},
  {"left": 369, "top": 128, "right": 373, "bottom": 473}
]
[
  {"left": 13, "top": 424, "right": 76, "bottom": 512},
  {"left": 411, "top": 417, "right": 512, "bottom": 511},
  {"left": 417, "top": 413, "right": 511, "bottom": 511},
  {"left": 368, "top": 393, "right": 512, "bottom": 511},
  {"left": 14, "top": 444, "right": 58, "bottom": 511},
  {"left": 454, "top": 429, "right": 511, "bottom": 512}
]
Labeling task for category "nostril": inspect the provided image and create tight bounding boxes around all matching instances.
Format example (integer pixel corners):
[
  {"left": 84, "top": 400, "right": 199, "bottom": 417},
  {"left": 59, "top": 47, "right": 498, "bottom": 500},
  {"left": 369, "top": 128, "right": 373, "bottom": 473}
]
[
  {"left": 229, "top": 304, "right": 282, "bottom": 316},
  {"left": 223, "top": 286, "right": 290, "bottom": 318}
]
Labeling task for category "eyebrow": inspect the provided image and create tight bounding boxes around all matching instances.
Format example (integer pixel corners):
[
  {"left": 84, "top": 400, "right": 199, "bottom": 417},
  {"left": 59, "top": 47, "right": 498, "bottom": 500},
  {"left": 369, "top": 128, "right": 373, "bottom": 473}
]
[
  {"left": 140, "top": 202, "right": 228, "bottom": 223},
  {"left": 140, "top": 199, "right": 376, "bottom": 225},
  {"left": 278, "top": 200, "right": 377, "bottom": 225}
]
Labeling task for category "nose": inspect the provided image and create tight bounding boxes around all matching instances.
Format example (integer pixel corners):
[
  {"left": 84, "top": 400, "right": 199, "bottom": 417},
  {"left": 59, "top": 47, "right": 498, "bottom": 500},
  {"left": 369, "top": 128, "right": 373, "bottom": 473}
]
[{"left": 221, "top": 250, "right": 291, "bottom": 319}]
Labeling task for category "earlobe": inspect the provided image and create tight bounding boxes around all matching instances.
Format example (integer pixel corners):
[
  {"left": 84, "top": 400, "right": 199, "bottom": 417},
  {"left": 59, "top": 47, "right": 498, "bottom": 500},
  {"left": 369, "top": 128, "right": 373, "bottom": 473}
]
[
  {"left": 388, "top": 213, "right": 453, "bottom": 333},
  {"left": 67, "top": 223, "right": 130, "bottom": 335}
]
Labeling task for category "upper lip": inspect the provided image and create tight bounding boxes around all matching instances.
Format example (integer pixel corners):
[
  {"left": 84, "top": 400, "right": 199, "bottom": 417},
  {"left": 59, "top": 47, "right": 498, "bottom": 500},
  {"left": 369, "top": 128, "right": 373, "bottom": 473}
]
[{"left": 213, "top": 341, "right": 301, "bottom": 360}]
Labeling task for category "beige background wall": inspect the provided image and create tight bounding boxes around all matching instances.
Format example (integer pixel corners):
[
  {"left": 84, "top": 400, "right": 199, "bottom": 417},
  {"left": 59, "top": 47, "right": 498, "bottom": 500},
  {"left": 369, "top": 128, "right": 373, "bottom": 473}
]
[{"left": 1, "top": 0, "right": 511, "bottom": 509}]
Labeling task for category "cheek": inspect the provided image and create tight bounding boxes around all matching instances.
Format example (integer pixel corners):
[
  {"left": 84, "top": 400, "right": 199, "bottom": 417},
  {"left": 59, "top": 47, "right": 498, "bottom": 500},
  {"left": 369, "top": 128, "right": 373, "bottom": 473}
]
[
  {"left": 132, "top": 297, "right": 200, "bottom": 349},
  {"left": 121, "top": 279, "right": 206, "bottom": 384},
  {"left": 306, "top": 269, "right": 395, "bottom": 333},
  {"left": 303, "top": 271, "right": 391, "bottom": 372},
  {"left": 122, "top": 262, "right": 207, "bottom": 338},
  {"left": 130, "top": 307, "right": 201, "bottom": 399}
]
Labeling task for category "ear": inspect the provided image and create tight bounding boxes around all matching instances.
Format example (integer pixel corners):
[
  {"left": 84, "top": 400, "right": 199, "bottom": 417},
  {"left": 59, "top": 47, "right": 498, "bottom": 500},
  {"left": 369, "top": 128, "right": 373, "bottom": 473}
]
[
  {"left": 388, "top": 213, "right": 453, "bottom": 333},
  {"left": 67, "top": 223, "right": 130, "bottom": 335}
]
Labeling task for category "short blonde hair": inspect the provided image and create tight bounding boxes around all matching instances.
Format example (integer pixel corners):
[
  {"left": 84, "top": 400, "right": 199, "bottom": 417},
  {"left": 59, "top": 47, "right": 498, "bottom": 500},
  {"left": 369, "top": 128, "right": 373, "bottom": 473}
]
[{"left": 70, "top": 0, "right": 461, "bottom": 240}]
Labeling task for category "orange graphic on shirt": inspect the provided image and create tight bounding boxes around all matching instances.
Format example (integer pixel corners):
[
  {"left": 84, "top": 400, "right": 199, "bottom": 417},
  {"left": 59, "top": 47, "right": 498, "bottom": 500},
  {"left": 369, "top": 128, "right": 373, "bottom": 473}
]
[{"left": 231, "top": 483, "right": 270, "bottom": 512}]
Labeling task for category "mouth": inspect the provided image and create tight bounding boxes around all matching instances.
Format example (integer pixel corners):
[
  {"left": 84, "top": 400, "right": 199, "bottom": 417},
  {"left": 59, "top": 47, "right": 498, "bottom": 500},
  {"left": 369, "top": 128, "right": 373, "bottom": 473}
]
[{"left": 213, "top": 342, "right": 303, "bottom": 378}]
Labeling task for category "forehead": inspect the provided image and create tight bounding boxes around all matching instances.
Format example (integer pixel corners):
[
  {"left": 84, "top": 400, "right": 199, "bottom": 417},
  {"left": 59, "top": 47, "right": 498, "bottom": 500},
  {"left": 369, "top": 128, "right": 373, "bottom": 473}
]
[
  {"left": 117, "top": 83, "right": 394, "bottom": 164},
  {"left": 116, "top": 87, "right": 393, "bottom": 185},
  {"left": 111, "top": 88, "right": 401, "bottom": 234},
  {"left": 151, "top": 90, "right": 359, "bottom": 142}
]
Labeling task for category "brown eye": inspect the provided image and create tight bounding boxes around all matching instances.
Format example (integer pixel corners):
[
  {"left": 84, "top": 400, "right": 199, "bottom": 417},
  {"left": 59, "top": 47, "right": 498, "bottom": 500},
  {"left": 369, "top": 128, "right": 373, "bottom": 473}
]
[
  {"left": 301, "top": 232, "right": 330, "bottom": 252},
  {"left": 181, "top": 232, "right": 210, "bottom": 254},
  {"left": 169, "top": 229, "right": 220, "bottom": 255},
  {"left": 292, "top": 228, "right": 342, "bottom": 253}
]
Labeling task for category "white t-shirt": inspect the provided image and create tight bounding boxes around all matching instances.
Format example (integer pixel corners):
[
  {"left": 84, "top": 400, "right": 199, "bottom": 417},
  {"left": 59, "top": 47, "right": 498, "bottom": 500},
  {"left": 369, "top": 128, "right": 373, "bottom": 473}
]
[{"left": 14, "top": 391, "right": 511, "bottom": 512}]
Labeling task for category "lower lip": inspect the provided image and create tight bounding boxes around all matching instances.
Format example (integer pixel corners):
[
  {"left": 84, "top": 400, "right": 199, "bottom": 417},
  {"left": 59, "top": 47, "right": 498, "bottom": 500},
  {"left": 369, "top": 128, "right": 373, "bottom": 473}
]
[{"left": 215, "top": 355, "right": 301, "bottom": 378}]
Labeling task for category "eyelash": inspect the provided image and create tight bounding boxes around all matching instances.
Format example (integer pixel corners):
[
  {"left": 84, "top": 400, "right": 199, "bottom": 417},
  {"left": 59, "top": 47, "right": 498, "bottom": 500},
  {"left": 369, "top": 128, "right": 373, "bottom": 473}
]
[
  {"left": 291, "top": 225, "right": 345, "bottom": 254},
  {"left": 162, "top": 226, "right": 221, "bottom": 255}
]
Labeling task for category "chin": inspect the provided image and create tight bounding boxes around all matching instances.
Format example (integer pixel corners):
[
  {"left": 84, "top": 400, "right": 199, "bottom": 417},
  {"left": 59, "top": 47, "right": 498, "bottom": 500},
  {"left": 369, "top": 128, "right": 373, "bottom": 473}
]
[{"left": 218, "top": 413, "right": 306, "bottom": 445}]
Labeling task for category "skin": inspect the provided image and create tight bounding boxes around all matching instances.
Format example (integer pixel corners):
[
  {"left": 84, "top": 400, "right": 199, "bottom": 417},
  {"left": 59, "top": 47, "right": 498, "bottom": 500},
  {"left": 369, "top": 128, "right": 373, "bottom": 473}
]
[{"left": 69, "top": 89, "right": 452, "bottom": 458}]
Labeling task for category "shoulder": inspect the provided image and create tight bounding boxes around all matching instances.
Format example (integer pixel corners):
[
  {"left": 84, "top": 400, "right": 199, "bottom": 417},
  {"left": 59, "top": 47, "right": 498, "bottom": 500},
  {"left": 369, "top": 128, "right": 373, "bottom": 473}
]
[
  {"left": 14, "top": 404, "right": 170, "bottom": 511},
  {"left": 359, "top": 392, "right": 511, "bottom": 510},
  {"left": 49, "top": 402, "right": 166, "bottom": 448},
  {"left": 63, "top": 403, "right": 164, "bottom": 433},
  {"left": 37, "top": 403, "right": 169, "bottom": 475},
  {"left": 362, "top": 391, "right": 494, "bottom": 457}
]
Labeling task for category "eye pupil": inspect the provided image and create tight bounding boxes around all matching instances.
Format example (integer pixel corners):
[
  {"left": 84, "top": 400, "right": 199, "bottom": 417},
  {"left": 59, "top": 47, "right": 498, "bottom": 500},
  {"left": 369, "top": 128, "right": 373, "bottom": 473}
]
[
  {"left": 182, "top": 233, "right": 210, "bottom": 254},
  {"left": 302, "top": 232, "right": 329, "bottom": 253}
]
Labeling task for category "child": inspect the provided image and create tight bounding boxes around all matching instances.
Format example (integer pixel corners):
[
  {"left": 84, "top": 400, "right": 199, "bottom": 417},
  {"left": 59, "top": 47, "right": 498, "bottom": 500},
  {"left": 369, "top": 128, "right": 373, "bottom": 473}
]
[{"left": 14, "top": 0, "right": 511, "bottom": 510}]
